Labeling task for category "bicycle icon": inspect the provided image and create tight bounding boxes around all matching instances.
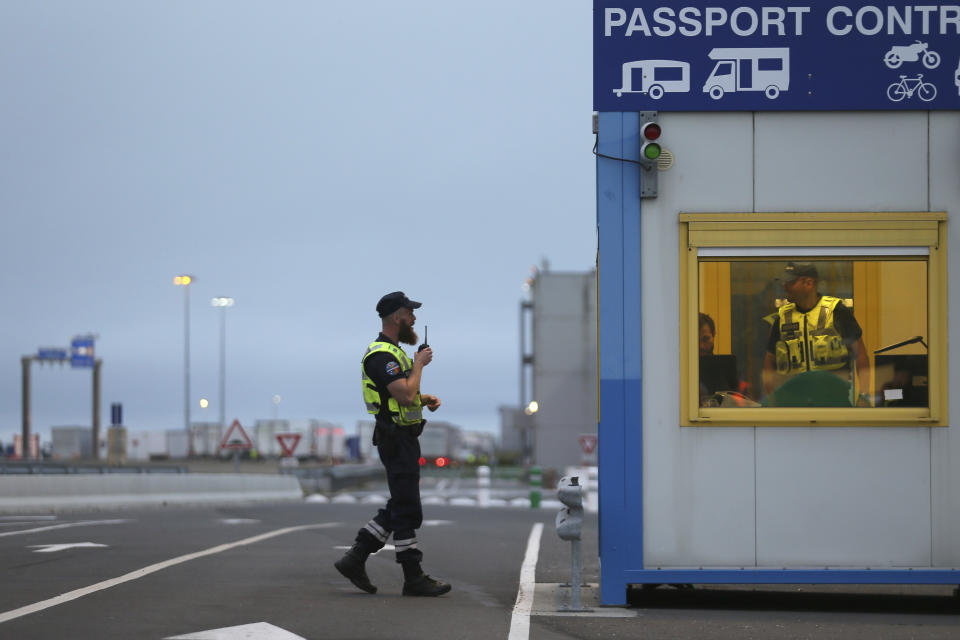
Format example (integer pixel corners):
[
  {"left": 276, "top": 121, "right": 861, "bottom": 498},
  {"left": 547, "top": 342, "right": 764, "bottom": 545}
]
[{"left": 886, "top": 74, "right": 937, "bottom": 102}]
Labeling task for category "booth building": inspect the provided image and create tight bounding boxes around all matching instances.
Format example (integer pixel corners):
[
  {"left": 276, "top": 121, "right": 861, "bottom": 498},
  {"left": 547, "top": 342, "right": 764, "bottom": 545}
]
[{"left": 594, "top": 1, "right": 960, "bottom": 605}]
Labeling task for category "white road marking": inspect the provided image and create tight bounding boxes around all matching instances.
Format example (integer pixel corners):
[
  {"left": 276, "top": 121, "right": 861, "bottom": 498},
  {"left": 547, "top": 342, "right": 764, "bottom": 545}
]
[
  {"left": 508, "top": 522, "right": 543, "bottom": 640},
  {"left": 219, "top": 519, "right": 260, "bottom": 525},
  {"left": 422, "top": 520, "right": 454, "bottom": 526},
  {"left": 0, "top": 519, "right": 129, "bottom": 538},
  {"left": 29, "top": 543, "right": 108, "bottom": 553},
  {"left": 0, "top": 515, "right": 58, "bottom": 521},
  {"left": 0, "top": 522, "right": 341, "bottom": 625},
  {"left": 166, "top": 621, "right": 307, "bottom": 639}
]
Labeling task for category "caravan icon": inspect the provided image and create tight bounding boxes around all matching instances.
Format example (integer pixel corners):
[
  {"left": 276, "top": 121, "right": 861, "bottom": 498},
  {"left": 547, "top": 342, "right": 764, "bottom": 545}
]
[
  {"left": 703, "top": 48, "right": 790, "bottom": 100},
  {"left": 613, "top": 59, "right": 691, "bottom": 99}
]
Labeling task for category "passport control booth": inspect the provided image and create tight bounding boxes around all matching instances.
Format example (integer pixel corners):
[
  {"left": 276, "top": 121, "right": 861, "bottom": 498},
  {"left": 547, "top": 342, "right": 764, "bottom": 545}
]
[{"left": 593, "top": 1, "right": 960, "bottom": 606}]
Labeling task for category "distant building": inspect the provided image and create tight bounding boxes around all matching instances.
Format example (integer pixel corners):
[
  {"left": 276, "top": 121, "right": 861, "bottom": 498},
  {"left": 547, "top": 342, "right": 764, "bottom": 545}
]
[
  {"left": 51, "top": 426, "right": 93, "bottom": 460},
  {"left": 501, "top": 267, "right": 598, "bottom": 474}
]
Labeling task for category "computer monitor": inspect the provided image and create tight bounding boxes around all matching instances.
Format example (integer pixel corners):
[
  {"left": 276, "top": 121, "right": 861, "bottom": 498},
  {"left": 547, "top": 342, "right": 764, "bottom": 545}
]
[
  {"left": 699, "top": 355, "right": 740, "bottom": 395},
  {"left": 874, "top": 354, "right": 928, "bottom": 407}
]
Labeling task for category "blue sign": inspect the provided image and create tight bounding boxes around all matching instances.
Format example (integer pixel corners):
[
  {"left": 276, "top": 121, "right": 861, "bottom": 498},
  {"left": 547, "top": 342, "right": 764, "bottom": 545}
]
[
  {"left": 594, "top": 2, "right": 960, "bottom": 111},
  {"left": 70, "top": 335, "right": 96, "bottom": 368},
  {"left": 37, "top": 347, "right": 68, "bottom": 361}
]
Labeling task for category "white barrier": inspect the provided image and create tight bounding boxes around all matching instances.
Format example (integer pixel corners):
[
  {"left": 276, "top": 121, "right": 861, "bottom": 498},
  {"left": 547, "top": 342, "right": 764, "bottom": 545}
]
[{"left": 0, "top": 474, "right": 304, "bottom": 512}]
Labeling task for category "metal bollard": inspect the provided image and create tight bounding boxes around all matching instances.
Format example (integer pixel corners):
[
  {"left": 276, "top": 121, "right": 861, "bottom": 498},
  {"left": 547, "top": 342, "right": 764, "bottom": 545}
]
[
  {"left": 529, "top": 465, "right": 542, "bottom": 509},
  {"left": 477, "top": 465, "right": 490, "bottom": 508},
  {"left": 556, "top": 475, "right": 588, "bottom": 611}
]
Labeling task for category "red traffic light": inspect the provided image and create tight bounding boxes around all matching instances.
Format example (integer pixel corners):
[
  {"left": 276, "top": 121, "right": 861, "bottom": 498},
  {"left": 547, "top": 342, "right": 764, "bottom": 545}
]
[
  {"left": 435, "top": 457, "right": 448, "bottom": 468},
  {"left": 641, "top": 122, "right": 661, "bottom": 141}
]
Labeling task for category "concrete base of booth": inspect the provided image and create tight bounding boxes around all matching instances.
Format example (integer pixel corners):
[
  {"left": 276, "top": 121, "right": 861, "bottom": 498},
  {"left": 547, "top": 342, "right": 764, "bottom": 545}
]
[{"left": 0, "top": 474, "right": 305, "bottom": 512}]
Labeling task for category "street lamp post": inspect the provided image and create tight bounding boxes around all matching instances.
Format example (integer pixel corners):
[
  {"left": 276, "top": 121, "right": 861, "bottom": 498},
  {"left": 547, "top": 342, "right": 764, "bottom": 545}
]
[
  {"left": 174, "top": 275, "right": 194, "bottom": 456},
  {"left": 211, "top": 297, "right": 235, "bottom": 432}
]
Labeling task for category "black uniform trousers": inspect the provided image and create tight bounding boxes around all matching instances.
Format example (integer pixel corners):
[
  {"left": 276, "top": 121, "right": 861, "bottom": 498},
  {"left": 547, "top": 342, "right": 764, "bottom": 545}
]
[{"left": 354, "top": 422, "right": 423, "bottom": 566}]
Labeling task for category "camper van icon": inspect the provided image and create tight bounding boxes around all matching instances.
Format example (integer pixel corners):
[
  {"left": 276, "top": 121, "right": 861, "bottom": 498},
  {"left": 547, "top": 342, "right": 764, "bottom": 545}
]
[
  {"left": 703, "top": 48, "right": 790, "bottom": 100},
  {"left": 613, "top": 59, "right": 690, "bottom": 99}
]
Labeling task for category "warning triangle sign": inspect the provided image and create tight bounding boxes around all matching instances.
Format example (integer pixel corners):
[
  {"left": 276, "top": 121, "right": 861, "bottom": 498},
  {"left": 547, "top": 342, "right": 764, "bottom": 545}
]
[
  {"left": 276, "top": 433, "right": 302, "bottom": 457},
  {"left": 220, "top": 420, "right": 253, "bottom": 450}
]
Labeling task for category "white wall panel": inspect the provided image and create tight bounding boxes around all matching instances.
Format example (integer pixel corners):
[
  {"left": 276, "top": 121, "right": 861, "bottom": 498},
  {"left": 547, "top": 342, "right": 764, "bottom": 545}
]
[
  {"left": 643, "top": 112, "right": 757, "bottom": 566},
  {"left": 754, "top": 112, "right": 929, "bottom": 211},
  {"left": 756, "top": 428, "right": 931, "bottom": 567},
  {"left": 930, "top": 112, "right": 960, "bottom": 566},
  {"left": 642, "top": 110, "right": 958, "bottom": 570}
]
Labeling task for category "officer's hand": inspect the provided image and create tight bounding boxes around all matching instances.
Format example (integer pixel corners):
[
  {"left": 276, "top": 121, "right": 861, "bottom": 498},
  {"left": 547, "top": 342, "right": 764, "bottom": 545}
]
[
  {"left": 422, "top": 394, "right": 441, "bottom": 412},
  {"left": 414, "top": 346, "right": 433, "bottom": 367}
]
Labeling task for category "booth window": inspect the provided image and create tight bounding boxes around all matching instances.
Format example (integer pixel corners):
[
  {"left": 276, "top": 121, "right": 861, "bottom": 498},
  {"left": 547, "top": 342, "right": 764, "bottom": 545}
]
[{"left": 679, "top": 212, "right": 948, "bottom": 427}]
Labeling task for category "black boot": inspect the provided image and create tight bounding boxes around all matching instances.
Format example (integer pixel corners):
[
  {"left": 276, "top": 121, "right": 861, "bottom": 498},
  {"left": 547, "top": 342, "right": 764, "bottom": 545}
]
[
  {"left": 334, "top": 544, "right": 377, "bottom": 594},
  {"left": 402, "top": 573, "right": 452, "bottom": 597}
]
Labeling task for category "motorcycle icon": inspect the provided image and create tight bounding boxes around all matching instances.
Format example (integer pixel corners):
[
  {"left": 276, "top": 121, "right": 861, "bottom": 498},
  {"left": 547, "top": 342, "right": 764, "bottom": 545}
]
[{"left": 884, "top": 41, "right": 941, "bottom": 69}]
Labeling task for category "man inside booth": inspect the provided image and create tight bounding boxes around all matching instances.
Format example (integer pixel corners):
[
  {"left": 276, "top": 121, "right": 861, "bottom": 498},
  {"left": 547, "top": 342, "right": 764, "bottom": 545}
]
[{"left": 762, "top": 262, "right": 872, "bottom": 407}]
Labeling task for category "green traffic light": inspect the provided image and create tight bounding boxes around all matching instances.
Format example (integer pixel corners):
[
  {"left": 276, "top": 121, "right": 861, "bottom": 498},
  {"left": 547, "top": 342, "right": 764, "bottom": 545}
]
[{"left": 643, "top": 142, "right": 661, "bottom": 160}]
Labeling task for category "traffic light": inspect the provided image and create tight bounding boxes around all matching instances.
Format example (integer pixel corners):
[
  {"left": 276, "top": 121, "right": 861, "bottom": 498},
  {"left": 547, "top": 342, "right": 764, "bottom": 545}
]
[{"left": 639, "top": 111, "right": 661, "bottom": 198}]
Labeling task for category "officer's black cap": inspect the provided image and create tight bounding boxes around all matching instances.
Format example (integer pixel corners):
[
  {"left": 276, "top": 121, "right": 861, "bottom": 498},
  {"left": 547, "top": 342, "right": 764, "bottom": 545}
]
[
  {"left": 783, "top": 262, "right": 818, "bottom": 281},
  {"left": 376, "top": 291, "right": 422, "bottom": 317}
]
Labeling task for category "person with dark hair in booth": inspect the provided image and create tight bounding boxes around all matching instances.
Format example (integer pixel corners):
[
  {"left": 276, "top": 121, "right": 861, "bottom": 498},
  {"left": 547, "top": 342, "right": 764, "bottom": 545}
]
[
  {"left": 334, "top": 291, "right": 451, "bottom": 597},
  {"left": 762, "top": 263, "right": 871, "bottom": 406},
  {"left": 699, "top": 312, "right": 716, "bottom": 356}
]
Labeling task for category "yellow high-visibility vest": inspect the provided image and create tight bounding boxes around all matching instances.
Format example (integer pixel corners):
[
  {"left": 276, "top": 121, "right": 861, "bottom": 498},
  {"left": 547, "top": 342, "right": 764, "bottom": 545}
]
[
  {"left": 361, "top": 341, "right": 423, "bottom": 426},
  {"left": 774, "top": 295, "right": 850, "bottom": 376}
]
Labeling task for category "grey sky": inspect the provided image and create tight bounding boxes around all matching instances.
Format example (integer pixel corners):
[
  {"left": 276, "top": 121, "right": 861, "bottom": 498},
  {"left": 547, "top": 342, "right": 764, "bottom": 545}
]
[{"left": 0, "top": 1, "right": 595, "bottom": 444}]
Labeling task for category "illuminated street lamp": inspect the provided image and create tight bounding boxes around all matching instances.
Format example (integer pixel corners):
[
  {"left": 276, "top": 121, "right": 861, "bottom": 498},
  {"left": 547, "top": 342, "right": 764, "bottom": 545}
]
[
  {"left": 211, "top": 296, "right": 235, "bottom": 431},
  {"left": 174, "top": 274, "right": 195, "bottom": 455}
]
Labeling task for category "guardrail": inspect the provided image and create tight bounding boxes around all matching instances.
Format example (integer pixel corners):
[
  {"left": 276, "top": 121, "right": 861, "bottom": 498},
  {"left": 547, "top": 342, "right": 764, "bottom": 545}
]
[
  {"left": 0, "top": 461, "right": 188, "bottom": 475},
  {"left": 282, "top": 463, "right": 385, "bottom": 492}
]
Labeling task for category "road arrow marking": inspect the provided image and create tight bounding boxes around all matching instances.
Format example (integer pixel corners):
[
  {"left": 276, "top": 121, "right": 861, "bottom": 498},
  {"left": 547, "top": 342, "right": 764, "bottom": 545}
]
[
  {"left": 0, "top": 519, "right": 129, "bottom": 538},
  {"left": 0, "top": 522, "right": 341, "bottom": 625},
  {"left": 29, "top": 543, "right": 108, "bottom": 553},
  {"left": 166, "top": 621, "right": 306, "bottom": 639}
]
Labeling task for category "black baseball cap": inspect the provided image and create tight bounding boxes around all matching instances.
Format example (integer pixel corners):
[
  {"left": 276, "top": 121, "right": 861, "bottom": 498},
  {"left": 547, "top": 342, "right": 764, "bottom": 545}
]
[
  {"left": 783, "top": 262, "right": 818, "bottom": 281},
  {"left": 376, "top": 291, "right": 422, "bottom": 317}
]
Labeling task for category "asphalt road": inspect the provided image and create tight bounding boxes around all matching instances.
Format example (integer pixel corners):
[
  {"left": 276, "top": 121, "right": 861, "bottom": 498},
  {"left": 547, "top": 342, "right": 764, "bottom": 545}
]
[{"left": 0, "top": 502, "right": 958, "bottom": 639}]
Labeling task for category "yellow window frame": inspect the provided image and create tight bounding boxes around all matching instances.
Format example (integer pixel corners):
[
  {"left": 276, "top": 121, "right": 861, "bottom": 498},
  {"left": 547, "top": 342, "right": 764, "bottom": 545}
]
[{"left": 679, "top": 212, "right": 948, "bottom": 427}]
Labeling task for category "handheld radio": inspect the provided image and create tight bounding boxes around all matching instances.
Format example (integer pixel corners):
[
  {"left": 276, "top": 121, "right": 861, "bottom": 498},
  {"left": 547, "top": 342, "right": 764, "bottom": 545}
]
[{"left": 418, "top": 326, "right": 429, "bottom": 352}]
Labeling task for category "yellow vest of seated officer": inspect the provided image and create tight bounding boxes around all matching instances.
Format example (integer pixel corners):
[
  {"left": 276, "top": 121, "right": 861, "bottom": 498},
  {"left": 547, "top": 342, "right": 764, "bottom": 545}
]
[
  {"left": 775, "top": 295, "right": 849, "bottom": 376},
  {"left": 361, "top": 341, "right": 423, "bottom": 426}
]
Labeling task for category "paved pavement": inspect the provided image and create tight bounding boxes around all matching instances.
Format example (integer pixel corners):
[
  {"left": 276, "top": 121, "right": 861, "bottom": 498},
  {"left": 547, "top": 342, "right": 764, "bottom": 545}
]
[{"left": 0, "top": 502, "right": 958, "bottom": 639}]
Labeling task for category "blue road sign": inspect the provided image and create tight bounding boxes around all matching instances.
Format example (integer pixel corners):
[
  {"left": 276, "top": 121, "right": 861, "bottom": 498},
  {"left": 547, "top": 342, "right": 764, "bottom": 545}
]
[
  {"left": 70, "top": 335, "right": 96, "bottom": 368},
  {"left": 37, "top": 347, "right": 68, "bottom": 361},
  {"left": 594, "top": 1, "right": 960, "bottom": 111}
]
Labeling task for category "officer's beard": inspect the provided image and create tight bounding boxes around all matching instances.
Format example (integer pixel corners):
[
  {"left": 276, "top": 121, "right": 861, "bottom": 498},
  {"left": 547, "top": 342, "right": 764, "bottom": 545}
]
[{"left": 398, "top": 323, "right": 418, "bottom": 346}]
